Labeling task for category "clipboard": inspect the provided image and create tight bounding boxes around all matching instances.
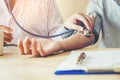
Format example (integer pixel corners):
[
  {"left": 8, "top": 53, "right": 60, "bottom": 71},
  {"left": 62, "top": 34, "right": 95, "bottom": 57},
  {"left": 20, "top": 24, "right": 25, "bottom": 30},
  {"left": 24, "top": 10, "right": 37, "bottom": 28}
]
[{"left": 54, "top": 50, "right": 120, "bottom": 75}]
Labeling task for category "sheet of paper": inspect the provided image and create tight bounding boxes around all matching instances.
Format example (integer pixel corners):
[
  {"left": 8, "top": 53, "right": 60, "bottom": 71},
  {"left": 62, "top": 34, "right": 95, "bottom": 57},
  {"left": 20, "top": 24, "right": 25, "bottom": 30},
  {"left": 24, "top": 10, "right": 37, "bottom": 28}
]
[{"left": 55, "top": 50, "right": 120, "bottom": 71}]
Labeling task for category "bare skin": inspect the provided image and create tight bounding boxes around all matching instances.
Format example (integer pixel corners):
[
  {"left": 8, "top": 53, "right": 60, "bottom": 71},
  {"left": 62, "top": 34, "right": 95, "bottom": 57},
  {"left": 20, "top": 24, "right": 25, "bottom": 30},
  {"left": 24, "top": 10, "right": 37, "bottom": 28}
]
[{"left": 18, "top": 13, "right": 95, "bottom": 57}]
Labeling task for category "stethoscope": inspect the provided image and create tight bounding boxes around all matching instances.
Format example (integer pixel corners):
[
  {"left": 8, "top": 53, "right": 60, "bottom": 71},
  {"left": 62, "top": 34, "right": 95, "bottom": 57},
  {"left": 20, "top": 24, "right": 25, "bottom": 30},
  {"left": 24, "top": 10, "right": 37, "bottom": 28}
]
[
  {"left": 4, "top": 1, "right": 91, "bottom": 46},
  {"left": 7, "top": 1, "right": 75, "bottom": 38}
]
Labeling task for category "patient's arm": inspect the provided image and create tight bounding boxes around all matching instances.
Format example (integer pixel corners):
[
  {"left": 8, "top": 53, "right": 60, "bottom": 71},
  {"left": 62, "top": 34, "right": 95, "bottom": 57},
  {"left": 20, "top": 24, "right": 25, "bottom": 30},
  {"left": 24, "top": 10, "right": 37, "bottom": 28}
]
[
  {"left": 18, "top": 31, "right": 95, "bottom": 57},
  {"left": 58, "top": 31, "right": 95, "bottom": 51}
]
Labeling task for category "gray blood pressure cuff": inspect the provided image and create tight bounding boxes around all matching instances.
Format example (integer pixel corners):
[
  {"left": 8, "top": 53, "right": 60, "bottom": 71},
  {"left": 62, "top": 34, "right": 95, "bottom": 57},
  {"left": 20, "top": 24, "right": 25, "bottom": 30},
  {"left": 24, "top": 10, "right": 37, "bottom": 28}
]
[
  {"left": 92, "top": 13, "right": 102, "bottom": 44},
  {"left": 61, "top": 13, "right": 102, "bottom": 42},
  {"left": 53, "top": 13, "right": 101, "bottom": 43},
  {"left": 52, "top": 26, "right": 75, "bottom": 41},
  {"left": 53, "top": 26, "right": 99, "bottom": 42},
  {"left": 61, "top": 28, "right": 93, "bottom": 39},
  {"left": 61, "top": 27, "right": 76, "bottom": 39}
]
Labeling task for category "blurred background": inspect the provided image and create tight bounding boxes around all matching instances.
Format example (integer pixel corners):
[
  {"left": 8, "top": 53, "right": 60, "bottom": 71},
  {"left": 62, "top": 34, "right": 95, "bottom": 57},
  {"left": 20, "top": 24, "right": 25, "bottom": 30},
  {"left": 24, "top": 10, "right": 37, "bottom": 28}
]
[{"left": 55, "top": 0, "right": 89, "bottom": 21}]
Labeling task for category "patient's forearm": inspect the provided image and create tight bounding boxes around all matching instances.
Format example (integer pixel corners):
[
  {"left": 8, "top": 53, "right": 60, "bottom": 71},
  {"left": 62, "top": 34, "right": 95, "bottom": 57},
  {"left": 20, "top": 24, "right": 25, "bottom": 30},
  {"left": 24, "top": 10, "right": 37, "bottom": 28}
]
[{"left": 58, "top": 32, "right": 95, "bottom": 51}]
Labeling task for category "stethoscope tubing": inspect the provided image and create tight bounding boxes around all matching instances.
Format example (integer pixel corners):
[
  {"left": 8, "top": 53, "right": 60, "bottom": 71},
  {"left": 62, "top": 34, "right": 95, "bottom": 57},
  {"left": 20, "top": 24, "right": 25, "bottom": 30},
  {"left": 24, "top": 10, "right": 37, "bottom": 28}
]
[{"left": 9, "top": 4, "right": 75, "bottom": 38}]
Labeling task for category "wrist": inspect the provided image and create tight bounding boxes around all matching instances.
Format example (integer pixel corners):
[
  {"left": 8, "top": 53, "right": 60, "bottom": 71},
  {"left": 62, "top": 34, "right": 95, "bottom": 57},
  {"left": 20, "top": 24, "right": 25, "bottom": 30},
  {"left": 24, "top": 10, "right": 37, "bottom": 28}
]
[{"left": 56, "top": 41, "right": 64, "bottom": 51}]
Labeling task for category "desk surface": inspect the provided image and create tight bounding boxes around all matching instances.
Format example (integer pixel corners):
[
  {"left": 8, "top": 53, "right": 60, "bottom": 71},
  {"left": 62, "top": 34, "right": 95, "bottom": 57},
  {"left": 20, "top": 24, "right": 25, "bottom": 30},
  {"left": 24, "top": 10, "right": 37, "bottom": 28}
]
[{"left": 0, "top": 46, "right": 120, "bottom": 80}]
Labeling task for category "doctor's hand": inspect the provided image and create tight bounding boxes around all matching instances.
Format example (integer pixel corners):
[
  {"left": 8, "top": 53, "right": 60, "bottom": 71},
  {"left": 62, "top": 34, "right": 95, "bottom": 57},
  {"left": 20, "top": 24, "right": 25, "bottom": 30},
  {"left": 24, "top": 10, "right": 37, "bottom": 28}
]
[
  {"left": 0, "top": 25, "right": 13, "bottom": 42},
  {"left": 18, "top": 36, "right": 61, "bottom": 57},
  {"left": 64, "top": 13, "right": 95, "bottom": 32}
]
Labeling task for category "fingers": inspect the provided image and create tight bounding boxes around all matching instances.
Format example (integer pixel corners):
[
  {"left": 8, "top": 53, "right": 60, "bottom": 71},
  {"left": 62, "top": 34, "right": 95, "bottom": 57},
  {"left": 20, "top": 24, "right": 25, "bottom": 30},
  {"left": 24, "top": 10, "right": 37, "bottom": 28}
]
[
  {"left": 23, "top": 36, "right": 32, "bottom": 55},
  {"left": 89, "top": 15, "right": 95, "bottom": 33},
  {"left": 0, "top": 25, "right": 13, "bottom": 32},
  {"left": 75, "top": 13, "right": 93, "bottom": 31},
  {"left": 83, "top": 15, "right": 93, "bottom": 30},
  {"left": 28, "top": 38, "right": 46, "bottom": 57},
  {"left": 17, "top": 37, "right": 51, "bottom": 57},
  {"left": 64, "top": 17, "right": 84, "bottom": 31},
  {"left": 18, "top": 36, "right": 32, "bottom": 55},
  {"left": 17, "top": 37, "right": 40, "bottom": 57},
  {"left": 64, "top": 13, "right": 95, "bottom": 32},
  {"left": 31, "top": 38, "right": 40, "bottom": 57},
  {"left": 91, "top": 15, "right": 95, "bottom": 25},
  {"left": 75, "top": 13, "right": 90, "bottom": 30},
  {"left": 37, "top": 39, "right": 46, "bottom": 57},
  {"left": 85, "top": 14, "right": 95, "bottom": 31},
  {"left": 18, "top": 39, "right": 24, "bottom": 55}
]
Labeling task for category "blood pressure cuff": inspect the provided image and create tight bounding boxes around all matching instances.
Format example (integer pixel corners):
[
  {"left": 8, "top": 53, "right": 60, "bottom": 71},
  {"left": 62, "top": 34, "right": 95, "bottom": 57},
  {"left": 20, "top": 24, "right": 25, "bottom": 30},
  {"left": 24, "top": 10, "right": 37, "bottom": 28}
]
[
  {"left": 92, "top": 13, "right": 102, "bottom": 44},
  {"left": 53, "top": 13, "right": 102, "bottom": 44},
  {"left": 52, "top": 26, "right": 75, "bottom": 41},
  {"left": 61, "top": 13, "right": 102, "bottom": 45}
]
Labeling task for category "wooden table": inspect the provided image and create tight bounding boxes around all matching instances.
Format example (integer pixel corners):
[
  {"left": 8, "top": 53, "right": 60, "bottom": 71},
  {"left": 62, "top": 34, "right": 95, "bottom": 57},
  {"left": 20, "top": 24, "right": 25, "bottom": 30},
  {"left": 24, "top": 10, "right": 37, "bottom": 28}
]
[{"left": 0, "top": 46, "right": 120, "bottom": 80}]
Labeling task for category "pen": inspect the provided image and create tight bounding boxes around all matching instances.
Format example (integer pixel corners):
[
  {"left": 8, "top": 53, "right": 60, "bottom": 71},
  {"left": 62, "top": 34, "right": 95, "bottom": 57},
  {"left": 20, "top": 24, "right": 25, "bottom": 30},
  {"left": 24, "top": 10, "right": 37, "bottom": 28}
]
[{"left": 76, "top": 52, "right": 86, "bottom": 65}]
